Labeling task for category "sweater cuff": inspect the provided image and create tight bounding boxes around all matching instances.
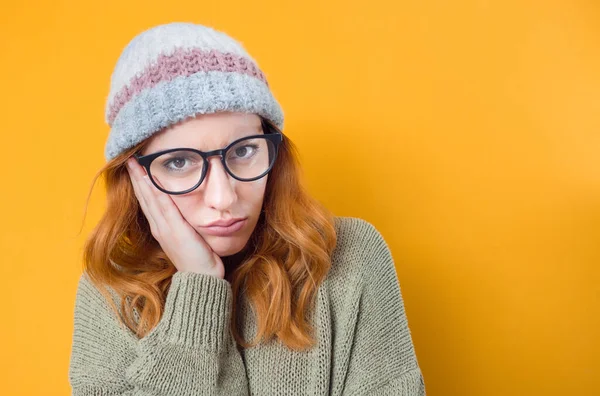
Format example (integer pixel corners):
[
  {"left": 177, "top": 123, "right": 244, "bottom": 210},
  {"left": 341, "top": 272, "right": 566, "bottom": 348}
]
[{"left": 145, "top": 271, "right": 233, "bottom": 351}]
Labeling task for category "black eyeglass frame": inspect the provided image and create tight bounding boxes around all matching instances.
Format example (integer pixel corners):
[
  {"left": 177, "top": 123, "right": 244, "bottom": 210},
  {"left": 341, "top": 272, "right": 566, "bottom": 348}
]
[{"left": 133, "top": 128, "right": 283, "bottom": 195}]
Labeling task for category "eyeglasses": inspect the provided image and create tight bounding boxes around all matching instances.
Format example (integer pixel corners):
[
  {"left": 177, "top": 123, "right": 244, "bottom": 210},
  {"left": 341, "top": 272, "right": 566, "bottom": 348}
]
[{"left": 134, "top": 130, "right": 283, "bottom": 195}]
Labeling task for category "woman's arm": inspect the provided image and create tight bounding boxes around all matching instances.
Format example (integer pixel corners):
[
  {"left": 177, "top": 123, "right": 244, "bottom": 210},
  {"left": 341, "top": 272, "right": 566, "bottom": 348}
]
[
  {"left": 341, "top": 221, "right": 426, "bottom": 396},
  {"left": 68, "top": 271, "right": 249, "bottom": 396}
]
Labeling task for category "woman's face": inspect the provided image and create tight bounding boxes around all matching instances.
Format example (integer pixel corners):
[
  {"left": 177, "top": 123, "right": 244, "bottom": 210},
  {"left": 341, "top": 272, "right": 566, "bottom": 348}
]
[{"left": 139, "top": 111, "right": 268, "bottom": 257}]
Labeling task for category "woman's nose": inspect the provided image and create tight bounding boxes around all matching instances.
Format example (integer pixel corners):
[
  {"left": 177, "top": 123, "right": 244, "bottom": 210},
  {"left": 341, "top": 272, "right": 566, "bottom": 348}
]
[{"left": 202, "top": 157, "right": 237, "bottom": 209}]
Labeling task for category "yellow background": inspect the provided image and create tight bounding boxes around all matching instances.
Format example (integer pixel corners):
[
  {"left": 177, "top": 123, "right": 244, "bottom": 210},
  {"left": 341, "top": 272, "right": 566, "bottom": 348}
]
[{"left": 1, "top": 1, "right": 598, "bottom": 395}]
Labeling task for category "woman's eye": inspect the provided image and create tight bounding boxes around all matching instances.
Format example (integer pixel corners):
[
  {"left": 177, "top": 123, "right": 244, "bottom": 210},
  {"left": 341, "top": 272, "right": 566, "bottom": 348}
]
[
  {"left": 231, "top": 145, "right": 258, "bottom": 159},
  {"left": 163, "top": 157, "right": 192, "bottom": 171}
]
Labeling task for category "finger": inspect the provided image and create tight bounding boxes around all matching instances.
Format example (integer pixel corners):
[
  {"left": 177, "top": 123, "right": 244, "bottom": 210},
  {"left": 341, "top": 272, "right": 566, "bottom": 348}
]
[
  {"left": 126, "top": 163, "right": 159, "bottom": 234},
  {"left": 142, "top": 174, "right": 189, "bottom": 226},
  {"left": 127, "top": 158, "right": 188, "bottom": 235},
  {"left": 141, "top": 174, "right": 194, "bottom": 238},
  {"left": 127, "top": 158, "right": 162, "bottom": 218}
]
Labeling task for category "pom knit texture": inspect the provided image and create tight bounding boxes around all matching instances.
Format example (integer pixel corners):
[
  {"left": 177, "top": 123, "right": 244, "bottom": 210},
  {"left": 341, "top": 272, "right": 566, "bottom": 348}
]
[
  {"left": 103, "top": 22, "right": 284, "bottom": 161},
  {"left": 68, "top": 217, "right": 426, "bottom": 395}
]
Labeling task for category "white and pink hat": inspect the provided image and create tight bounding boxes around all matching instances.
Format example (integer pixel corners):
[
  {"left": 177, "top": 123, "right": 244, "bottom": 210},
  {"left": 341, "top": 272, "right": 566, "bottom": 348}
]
[{"left": 103, "top": 22, "right": 284, "bottom": 161}]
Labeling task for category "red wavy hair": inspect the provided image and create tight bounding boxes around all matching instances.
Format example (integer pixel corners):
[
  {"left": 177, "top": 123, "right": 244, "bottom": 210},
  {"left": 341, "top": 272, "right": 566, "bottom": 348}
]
[{"left": 78, "top": 117, "right": 337, "bottom": 351}]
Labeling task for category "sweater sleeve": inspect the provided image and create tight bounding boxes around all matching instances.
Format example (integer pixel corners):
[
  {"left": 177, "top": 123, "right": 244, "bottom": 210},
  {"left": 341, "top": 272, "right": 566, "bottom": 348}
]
[
  {"left": 341, "top": 221, "right": 426, "bottom": 396},
  {"left": 68, "top": 271, "right": 249, "bottom": 396}
]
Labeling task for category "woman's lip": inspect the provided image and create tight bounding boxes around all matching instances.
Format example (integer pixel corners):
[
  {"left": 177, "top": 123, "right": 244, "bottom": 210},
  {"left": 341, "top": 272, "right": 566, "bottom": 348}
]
[{"left": 200, "top": 218, "right": 247, "bottom": 236}]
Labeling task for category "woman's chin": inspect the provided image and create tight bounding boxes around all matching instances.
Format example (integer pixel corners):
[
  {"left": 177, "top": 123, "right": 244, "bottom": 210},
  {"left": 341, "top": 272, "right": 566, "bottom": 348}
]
[{"left": 204, "top": 236, "right": 248, "bottom": 257}]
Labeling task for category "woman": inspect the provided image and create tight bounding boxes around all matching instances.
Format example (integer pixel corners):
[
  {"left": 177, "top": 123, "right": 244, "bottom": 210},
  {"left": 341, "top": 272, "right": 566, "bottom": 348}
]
[{"left": 68, "top": 22, "right": 426, "bottom": 395}]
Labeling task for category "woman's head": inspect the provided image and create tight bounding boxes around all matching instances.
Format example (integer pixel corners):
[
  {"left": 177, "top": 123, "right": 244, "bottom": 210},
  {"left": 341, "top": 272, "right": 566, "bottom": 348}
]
[
  {"left": 81, "top": 22, "right": 337, "bottom": 351},
  {"left": 102, "top": 22, "right": 287, "bottom": 258}
]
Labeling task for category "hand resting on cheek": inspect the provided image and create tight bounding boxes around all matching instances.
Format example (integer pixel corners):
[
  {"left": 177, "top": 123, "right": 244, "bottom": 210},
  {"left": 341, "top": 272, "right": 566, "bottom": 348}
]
[{"left": 125, "top": 156, "right": 225, "bottom": 278}]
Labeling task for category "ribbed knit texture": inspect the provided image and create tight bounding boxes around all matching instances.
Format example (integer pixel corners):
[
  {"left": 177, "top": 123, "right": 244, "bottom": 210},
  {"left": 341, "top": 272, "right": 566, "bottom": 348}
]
[
  {"left": 68, "top": 216, "right": 426, "bottom": 395},
  {"left": 103, "top": 22, "right": 284, "bottom": 161}
]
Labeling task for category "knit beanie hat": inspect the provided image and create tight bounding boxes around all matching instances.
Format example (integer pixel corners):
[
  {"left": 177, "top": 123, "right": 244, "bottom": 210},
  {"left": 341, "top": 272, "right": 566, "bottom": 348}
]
[{"left": 103, "top": 22, "right": 284, "bottom": 161}]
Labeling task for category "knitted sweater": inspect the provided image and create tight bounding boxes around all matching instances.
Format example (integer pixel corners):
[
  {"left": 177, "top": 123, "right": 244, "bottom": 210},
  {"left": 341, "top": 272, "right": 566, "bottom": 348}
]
[{"left": 68, "top": 216, "right": 426, "bottom": 395}]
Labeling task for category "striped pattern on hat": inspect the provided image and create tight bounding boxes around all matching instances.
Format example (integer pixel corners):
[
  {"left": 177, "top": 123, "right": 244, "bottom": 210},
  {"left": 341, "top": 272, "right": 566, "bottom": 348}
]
[{"left": 103, "top": 22, "right": 284, "bottom": 161}]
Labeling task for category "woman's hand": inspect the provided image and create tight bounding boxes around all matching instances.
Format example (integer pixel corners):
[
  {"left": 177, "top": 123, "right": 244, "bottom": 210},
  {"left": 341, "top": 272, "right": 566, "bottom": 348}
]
[{"left": 125, "top": 157, "right": 225, "bottom": 279}]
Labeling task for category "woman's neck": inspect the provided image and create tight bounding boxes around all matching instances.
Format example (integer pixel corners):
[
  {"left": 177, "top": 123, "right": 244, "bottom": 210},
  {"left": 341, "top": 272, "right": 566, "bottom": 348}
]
[{"left": 221, "top": 244, "right": 251, "bottom": 281}]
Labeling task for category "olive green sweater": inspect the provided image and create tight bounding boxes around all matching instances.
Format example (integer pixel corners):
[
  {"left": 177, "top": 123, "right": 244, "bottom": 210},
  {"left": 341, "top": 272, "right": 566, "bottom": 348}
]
[{"left": 68, "top": 216, "right": 426, "bottom": 395}]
